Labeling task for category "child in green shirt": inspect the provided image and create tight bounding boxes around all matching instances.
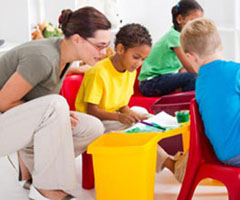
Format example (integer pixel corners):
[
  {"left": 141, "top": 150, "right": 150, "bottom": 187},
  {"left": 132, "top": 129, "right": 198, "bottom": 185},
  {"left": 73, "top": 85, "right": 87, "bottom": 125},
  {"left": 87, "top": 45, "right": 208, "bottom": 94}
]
[{"left": 138, "top": 0, "right": 203, "bottom": 97}]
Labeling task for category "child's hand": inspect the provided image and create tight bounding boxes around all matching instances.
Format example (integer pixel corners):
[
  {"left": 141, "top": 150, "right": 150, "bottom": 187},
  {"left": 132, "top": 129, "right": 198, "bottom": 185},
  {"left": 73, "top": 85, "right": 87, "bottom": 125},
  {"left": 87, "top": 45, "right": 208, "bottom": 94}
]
[
  {"left": 138, "top": 114, "right": 148, "bottom": 120},
  {"left": 118, "top": 113, "right": 137, "bottom": 126},
  {"left": 129, "top": 112, "right": 148, "bottom": 122},
  {"left": 128, "top": 110, "right": 149, "bottom": 121}
]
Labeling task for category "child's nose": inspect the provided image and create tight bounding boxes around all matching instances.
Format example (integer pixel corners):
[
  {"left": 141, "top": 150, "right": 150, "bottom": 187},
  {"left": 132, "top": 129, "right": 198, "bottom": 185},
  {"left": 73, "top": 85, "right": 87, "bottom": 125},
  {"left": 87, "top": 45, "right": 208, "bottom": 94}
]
[{"left": 137, "top": 60, "right": 143, "bottom": 67}]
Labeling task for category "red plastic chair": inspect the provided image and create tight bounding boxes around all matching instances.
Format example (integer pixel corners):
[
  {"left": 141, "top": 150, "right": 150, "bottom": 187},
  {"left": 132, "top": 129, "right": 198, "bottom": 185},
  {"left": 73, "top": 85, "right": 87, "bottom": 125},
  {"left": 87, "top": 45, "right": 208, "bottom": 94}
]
[
  {"left": 178, "top": 99, "right": 240, "bottom": 200},
  {"left": 128, "top": 67, "right": 159, "bottom": 113},
  {"left": 60, "top": 74, "right": 95, "bottom": 190},
  {"left": 150, "top": 91, "right": 195, "bottom": 115},
  {"left": 60, "top": 74, "right": 84, "bottom": 111}
]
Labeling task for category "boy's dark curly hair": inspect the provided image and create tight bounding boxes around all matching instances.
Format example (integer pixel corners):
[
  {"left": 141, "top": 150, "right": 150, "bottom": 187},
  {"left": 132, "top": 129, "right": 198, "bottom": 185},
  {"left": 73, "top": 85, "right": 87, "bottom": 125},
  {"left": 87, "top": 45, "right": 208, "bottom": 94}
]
[{"left": 114, "top": 23, "right": 152, "bottom": 49}]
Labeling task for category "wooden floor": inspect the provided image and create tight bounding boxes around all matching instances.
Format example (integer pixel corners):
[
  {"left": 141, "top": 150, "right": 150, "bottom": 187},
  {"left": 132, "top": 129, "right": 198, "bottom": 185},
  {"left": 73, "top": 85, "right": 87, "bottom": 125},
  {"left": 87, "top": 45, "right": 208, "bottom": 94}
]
[{"left": 0, "top": 153, "right": 228, "bottom": 200}]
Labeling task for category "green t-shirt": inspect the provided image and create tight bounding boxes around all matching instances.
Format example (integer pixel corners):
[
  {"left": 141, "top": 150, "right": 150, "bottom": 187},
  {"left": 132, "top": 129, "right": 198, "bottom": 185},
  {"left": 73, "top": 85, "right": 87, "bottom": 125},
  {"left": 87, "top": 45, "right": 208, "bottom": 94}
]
[{"left": 138, "top": 26, "right": 182, "bottom": 81}]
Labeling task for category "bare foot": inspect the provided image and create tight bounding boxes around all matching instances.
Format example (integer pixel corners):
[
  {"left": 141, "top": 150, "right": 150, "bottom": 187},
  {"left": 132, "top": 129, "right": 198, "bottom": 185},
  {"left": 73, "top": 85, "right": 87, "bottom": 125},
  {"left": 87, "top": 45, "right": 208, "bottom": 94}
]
[
  {"left": 37, "top": 188, "right": 69, "bottom": 200},
  {"left": 163, "top": 157, "right": 175, "bottom": 173},
  {"left": 18, "top": 152, "right": 31, "bottom": 181}
]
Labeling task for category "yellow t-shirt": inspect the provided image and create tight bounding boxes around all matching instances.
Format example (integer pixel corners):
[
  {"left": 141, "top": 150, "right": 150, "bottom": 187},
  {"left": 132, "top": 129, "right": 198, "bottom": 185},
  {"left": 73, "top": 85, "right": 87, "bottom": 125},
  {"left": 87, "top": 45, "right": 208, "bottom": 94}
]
[{"left": 75, "top": 57, "right": 136, "bottom": 113}]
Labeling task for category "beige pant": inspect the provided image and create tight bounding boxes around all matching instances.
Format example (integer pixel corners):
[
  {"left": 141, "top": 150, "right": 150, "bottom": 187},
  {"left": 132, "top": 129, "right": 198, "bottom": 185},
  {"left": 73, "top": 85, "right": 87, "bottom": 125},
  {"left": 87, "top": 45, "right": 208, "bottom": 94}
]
[
  {"left": 0, "top": 94, "right": 104, "bottom": 190},
  {"left": 102, "top": 107, "right": 168, "bottom": 172}
]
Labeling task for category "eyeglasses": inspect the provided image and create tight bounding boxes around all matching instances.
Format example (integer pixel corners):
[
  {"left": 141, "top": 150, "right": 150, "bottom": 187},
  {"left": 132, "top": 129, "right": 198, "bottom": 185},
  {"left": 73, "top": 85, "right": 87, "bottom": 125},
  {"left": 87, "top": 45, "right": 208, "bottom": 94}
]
[{"left": 84, "top": 37, "right": 110, "bottom": 51}]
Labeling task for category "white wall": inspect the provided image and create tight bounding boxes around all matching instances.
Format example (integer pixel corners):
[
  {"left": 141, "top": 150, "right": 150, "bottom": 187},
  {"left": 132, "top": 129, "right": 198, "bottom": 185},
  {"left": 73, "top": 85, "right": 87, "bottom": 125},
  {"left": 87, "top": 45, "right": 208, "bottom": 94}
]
[
  {"left": 0, "top": 0, "right": 239, "bottom": 61},
  {"left": 0, "top": 0, "right": 31, "bottom": 43},
  {"left": 118, "top": 0, "right": 240, "bottom": 62},
  {"left": 118, "top": 0, "right": 178, "bottom": 43},
  {"left": 43, "top": 0, "right": 75, "bottom": 26},
  {"left": 0, "top": 0, "right": 75, "bottom": 43},
  {"left": 0, "top": 0, "right": 177, "bottom": 43}
]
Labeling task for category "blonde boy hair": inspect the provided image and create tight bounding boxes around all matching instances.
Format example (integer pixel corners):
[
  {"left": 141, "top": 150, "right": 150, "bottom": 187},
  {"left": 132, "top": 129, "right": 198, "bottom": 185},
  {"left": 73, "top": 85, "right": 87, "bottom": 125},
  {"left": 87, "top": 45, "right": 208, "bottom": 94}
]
[{"left": 180, "top": 18, "right": 222, "bottom": 58}]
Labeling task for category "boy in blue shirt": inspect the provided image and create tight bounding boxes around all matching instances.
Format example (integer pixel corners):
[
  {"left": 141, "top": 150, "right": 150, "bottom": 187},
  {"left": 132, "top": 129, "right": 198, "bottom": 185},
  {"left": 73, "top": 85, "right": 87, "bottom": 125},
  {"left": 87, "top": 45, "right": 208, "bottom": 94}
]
[{"left": 180, "top": 18, "right": 240, "bottom": 166}]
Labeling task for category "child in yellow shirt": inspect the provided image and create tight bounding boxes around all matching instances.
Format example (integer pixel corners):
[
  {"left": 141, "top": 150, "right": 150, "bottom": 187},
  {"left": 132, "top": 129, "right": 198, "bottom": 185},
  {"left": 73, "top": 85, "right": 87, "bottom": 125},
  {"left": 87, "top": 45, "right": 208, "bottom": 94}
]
[
  {"left": 75, "top": 24, "right": 188, "bottom": 182},
  {"left": 75, "top": 23, "right": 152, "bottom": 132}
]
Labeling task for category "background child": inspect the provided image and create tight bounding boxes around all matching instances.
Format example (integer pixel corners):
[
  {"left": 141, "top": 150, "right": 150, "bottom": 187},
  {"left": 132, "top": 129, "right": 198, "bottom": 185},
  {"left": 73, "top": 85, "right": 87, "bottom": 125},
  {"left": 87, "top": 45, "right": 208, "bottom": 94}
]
[
  {"left": 138, "top": 0, "right": 203, "bottom": 97},
  {"left": 180, "top": 18, "right": 240, "bottom": 167},
  {"left": 75, "top": 23, "right": 187, "bottom": 182}
]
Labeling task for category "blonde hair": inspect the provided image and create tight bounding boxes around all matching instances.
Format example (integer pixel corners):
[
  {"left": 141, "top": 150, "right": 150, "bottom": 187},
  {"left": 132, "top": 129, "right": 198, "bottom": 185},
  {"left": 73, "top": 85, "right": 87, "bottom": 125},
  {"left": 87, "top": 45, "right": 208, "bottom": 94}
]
[{"left": 180, "top": 18, "right": 222, "bottom": 58}]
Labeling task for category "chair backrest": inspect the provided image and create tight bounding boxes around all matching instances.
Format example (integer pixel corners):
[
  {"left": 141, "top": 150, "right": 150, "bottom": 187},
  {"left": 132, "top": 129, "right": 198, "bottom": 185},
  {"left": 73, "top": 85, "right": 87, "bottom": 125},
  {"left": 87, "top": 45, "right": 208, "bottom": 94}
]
[
  {"left": 133, "top": 67, "right": 143, "bottom": 96},
  {"left": 150, "top": 91, "right": 195, "bottom": 115},
  {"left": 189, "top": 99, "right": 220, "bottom": 164},
  {"left": 60, "top": 74, "right": 84, "bottom": 110},
  {"left": 182, "top": 99, "right": 221, "bottom": 186}
]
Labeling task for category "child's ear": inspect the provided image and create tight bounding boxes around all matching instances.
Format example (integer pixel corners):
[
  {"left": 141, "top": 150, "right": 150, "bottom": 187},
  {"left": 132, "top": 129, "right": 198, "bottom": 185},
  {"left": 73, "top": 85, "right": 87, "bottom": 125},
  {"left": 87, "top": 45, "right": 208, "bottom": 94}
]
[
  {"left": 115, "top": 43, "right": 125, "bottom": 55},
  {"left": 186, "top": 52, "right": 196, "bottom": 61},
  {"left": 176, "top": 14, "right": 184, "bottom": 25},
  {"left": 186, "top": 52, "right": 201, "bottom": 66}
]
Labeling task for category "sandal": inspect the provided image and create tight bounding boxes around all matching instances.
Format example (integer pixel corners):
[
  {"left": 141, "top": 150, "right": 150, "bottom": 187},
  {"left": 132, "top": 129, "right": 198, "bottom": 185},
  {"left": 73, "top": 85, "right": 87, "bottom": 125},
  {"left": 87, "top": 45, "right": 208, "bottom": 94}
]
[
  {"left": 18, "top": 162, "right": 32, "bottom": 190},
  {"left": 29, "top": 185, "right": 78, "bottom": 200},
  {"left": 6, "top": 154, "right": 32, "bottom": 190},
  {"left": 19, "top": 179, "right": 32, "bottom": 190},
  {"left": 17, "top": 152, "right": 32, "bottom": 190}
]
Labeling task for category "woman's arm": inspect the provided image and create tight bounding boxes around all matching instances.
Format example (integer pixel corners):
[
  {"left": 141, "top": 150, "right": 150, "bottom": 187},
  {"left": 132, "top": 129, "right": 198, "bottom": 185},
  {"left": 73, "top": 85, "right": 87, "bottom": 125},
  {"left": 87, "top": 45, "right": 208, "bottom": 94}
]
[
  {"left": 173, "top": 46, "right": 198, "bottom": 74},
  {"left": 0, "top": 72, "right": 33, "bottom": 112},
  {"left": 87, "top": 103, "right": 136, "bottom": 125}
]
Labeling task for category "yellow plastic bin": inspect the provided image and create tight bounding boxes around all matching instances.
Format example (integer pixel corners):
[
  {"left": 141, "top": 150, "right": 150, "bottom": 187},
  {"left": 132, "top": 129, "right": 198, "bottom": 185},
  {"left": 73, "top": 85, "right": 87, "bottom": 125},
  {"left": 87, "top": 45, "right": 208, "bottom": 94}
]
[{"left": 87, "top": 133, "right": 161, "bottom": 200}]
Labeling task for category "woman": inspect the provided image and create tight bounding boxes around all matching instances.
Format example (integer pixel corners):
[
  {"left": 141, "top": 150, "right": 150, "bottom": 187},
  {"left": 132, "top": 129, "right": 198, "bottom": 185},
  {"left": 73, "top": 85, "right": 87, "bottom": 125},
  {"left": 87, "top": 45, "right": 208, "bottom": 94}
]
[{"left": 0, "top": 7, "right": 111, "bottom": 200}]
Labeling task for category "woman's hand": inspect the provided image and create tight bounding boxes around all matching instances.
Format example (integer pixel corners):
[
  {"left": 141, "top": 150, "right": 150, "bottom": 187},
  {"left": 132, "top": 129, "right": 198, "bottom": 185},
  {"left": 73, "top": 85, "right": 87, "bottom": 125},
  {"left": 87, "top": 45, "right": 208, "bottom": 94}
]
[{"left": 70, "top": 112, "right": 79, "bottom": 129}]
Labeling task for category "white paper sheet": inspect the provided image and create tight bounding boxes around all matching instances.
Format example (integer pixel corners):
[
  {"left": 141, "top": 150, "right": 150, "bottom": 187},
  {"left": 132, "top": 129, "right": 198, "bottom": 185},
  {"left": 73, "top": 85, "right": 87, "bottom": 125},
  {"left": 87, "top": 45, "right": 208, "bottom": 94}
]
[{"left": 124, "top": 111, "right": 179, "bottom": 133}]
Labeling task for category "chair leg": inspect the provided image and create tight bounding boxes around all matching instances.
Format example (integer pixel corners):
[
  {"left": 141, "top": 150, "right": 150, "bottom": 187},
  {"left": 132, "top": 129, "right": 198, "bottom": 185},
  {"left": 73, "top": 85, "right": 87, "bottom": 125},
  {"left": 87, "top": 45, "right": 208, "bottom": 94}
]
[
  {"left": 81, "top": 152, "right": 94, "bottom": 189},
  {"left": 178, "top": 178, "right": 199, "bottom": 200},
  {"left": 226, "top": 182, "right": 240, "bottom": 200},
  {"left": 177, "top": 170, "right": 200, "bottom": 200}
]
